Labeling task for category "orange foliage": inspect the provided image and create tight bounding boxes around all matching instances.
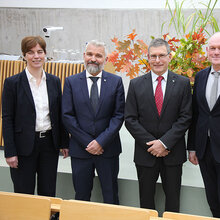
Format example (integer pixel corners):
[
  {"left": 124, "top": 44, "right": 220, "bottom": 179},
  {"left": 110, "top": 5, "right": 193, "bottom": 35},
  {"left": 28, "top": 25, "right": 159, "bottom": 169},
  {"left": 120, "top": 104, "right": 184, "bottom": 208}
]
[
  {"left": 117, "top": 40, "right": 130, "bottom": 52},
  {"left": 108, "top": 28, "right": 210, "bottom": 82},
  {"left": 108, "top": 51, "right": 119, "bottom": 64},
  {"left": 127, "top": 29, "right": 137, "bottom": 40}
]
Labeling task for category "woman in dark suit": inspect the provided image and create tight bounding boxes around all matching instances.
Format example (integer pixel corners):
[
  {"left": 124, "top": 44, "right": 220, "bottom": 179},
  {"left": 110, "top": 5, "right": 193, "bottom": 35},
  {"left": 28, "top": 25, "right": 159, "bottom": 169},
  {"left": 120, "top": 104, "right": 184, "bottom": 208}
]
[{"left": 2, "top": 36, "right": 68, "bottom": 196}]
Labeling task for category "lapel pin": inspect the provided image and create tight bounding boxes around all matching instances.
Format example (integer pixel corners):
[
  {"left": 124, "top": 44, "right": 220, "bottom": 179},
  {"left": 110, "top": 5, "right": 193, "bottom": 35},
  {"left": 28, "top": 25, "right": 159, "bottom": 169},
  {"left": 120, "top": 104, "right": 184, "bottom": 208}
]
[{"left": 104, "top": 79, "right": 106, "bottom": 82}]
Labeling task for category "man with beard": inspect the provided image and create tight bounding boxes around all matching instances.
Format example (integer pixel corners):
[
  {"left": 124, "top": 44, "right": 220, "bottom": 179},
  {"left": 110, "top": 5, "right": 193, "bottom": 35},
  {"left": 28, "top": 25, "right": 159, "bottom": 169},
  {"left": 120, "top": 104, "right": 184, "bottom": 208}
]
[{"left": 62, "top": 40, "right": 125, "bottom": 204}]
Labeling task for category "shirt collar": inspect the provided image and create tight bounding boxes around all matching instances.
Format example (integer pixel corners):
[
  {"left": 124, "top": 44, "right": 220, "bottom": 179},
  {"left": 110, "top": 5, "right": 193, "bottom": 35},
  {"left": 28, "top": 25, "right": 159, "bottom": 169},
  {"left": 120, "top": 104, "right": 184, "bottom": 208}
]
[
  {"left": 25, "top": 67, "right": 46, "bottom": 82},
  {"left": 151, "top": 70, "right": 168, "bottom": 83},
  {"left": 86, "top": 70, "right": 102, "bottom": 79},
  {"left": 210, "top": 66, "right": 220, "bottom": 74}
]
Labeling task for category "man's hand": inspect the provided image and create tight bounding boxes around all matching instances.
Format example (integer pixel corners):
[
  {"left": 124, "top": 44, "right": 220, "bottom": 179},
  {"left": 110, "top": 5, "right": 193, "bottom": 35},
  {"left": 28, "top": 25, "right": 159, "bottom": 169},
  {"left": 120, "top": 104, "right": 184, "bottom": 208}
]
[
  {"left": 6, "top": 156, "right": 18, "bottom": 168},
  {"left": 188, "top": 151, "right": 199, "bottom": 165},
  {"left": 86, "top": 140, "right": 104, "bottom": 155},
  {"left": 62, "top": 148, "right": 69, "bottom": 158},
  {"left": 147, "top": 140, "right": 169, "bottom": 157}
]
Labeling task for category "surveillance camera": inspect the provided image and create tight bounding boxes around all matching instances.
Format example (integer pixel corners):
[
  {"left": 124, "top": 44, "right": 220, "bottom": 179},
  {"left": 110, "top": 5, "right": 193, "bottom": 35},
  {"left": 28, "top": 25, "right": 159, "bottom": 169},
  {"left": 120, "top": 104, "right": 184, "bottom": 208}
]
[
  {"left": 42, "top": 26, "right": 64, "bottom": 38},
  {"left": 43, "top": 27, "right": 51, "bottom": 38}
]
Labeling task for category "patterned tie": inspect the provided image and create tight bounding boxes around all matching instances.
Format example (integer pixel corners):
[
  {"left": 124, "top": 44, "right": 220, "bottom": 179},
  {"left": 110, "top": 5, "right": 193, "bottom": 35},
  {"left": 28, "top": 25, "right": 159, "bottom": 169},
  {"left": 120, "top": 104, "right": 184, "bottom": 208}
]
[
  {"left": 90, "top": 77, "right": 99, "bottom": 112},
  {"left": 155, "top": 76, "right": 164, "bottom": 116},
  {"left": 210, "top": 72, "right": 220, "bottom": 110}
]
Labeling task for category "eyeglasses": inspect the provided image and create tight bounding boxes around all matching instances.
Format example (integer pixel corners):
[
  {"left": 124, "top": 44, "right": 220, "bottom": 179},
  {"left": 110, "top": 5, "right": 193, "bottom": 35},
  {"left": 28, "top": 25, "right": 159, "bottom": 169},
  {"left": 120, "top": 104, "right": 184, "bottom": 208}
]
[{"left": 149, "top": 53, "right": 170, "bottom": 61}]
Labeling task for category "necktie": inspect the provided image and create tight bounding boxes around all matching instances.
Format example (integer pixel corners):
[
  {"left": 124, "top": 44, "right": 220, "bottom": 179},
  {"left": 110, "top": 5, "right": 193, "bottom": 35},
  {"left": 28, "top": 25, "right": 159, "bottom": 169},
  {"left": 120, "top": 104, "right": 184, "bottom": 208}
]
[
  {"left": 90, "top": 77, "right": 99, "bottom": 112},
  {"left": 210, "top": 72, "right": 220, "bottom": 110},
  {"left": 155, "top": 76, "right": 164, "bottom": 116}
]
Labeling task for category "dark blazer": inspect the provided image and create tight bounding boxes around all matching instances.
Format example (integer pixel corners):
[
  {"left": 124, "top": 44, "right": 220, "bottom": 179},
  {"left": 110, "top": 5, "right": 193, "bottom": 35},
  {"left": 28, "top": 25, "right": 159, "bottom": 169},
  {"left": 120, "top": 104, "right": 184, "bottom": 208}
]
[
  {"left": 2, "top": 70, "right": 68, "bottom": 158},
  {"left": 188, "top": 67, "right": 220, "bottom": 163},
  {"left": 62, "top": 70, "right": 125, "bottom": 158},
  {"left": 125, "top": 71, "right": 192, "bottom": 167}
]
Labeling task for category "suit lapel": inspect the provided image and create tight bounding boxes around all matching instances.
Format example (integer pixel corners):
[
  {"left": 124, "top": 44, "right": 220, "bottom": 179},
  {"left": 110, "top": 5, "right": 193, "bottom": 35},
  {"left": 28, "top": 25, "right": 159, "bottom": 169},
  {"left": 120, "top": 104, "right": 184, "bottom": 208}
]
[
  {"left": 145, "top": 72, "right": 159, "bottom": 117},
  {"left": 199, "top": 67, "right": 220, "bottom": 112},
  {"left": 214, "top": 85, "right": 220, "bottom": 110},
  {"left": 46, "top": 73, "right": 54, "bottom": 111},
  {"left": 161, "top": 71, "right": 176, "bottom": 116},
  {"left": 96, "top": 71, "right": 108, "bottom": 115},
  {"left": 199, "top": 67, "right": 210, "bottom": 111},
  {"left": 21, "top": 70, "right": 35, "bottom": 109},
  {"left": 80, "top": 71, "right": 94, "bottom": 113}
]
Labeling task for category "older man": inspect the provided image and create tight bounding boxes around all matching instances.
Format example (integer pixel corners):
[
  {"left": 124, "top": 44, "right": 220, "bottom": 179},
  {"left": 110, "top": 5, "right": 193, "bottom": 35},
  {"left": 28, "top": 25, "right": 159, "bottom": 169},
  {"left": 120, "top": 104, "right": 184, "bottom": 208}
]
[
  {"left": 188, "top": 32, "right": 220, "bottom": 218},
  {"left": 62, "top": 40, "right": 125, "bottom": 204},
  {"left": 125, "top": 38, "right": 192, "bottom": 212}
]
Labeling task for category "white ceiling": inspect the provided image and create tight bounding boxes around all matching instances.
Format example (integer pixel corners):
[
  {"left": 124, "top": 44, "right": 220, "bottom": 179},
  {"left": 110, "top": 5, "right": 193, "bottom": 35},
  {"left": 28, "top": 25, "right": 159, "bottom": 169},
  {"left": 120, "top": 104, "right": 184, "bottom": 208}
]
[{"left": 0, "top": 0, "right": 219, "bottom": 9}]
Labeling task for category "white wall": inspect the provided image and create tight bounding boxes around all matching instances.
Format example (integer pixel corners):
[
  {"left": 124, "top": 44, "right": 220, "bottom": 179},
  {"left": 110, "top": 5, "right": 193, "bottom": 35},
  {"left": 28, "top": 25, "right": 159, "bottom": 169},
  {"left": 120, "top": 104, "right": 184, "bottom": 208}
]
[
  {"left": 0, "top": 0, "right": 220, "bottom": 9},
  {"left": 1, "top": 7, "right": 219, "bottom": 57}
]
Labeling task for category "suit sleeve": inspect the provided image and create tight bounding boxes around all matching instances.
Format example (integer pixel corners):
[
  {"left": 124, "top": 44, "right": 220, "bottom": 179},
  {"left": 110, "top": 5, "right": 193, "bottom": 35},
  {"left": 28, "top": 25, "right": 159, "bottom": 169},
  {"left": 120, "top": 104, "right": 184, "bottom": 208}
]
[
  {"left": 187, "top": 75, "right": 199, "bottom": 150},
  {"left": 125, "top": 80, "right": 156, "bottom": 150},
  {"left": 62, "top": 77, "right": 94, "bottom": 148},
  {"left": 56, "top": 77, "right": 69, "bottom": 148},
  {"left": 2, "top": 78, "right": 17, "bottom": 157},
  {"left": 95, "top": 77, "right": 125, "bottom": 148},
  {"left": 160, "top": 78, "right": 192, "bottom": 149}
]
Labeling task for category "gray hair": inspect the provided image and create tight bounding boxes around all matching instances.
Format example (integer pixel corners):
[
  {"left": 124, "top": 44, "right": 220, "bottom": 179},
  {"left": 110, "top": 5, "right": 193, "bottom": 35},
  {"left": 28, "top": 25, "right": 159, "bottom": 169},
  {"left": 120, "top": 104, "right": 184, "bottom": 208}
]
[
  {"left": 148, "top": 38, "right": 171, "bottom": 54},
  {"left": 85, "top": 40, "right": 108, "bottom": 57}
]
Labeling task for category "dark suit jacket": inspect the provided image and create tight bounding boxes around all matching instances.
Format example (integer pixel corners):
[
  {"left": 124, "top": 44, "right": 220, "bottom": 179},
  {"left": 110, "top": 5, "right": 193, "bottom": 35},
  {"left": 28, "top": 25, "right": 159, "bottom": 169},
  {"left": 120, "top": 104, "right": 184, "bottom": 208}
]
[
  {"left": 125, "top": 70, "right": 192, "bottom": 167},
  {"left": 187, "top": 67, "right": 220, "bottom": 163},
  {"left": 62, "top": 70, "right": 125, "bottom": 158},
  {"left": 2, "top": 70, "right": 68, "bottom": 158}
]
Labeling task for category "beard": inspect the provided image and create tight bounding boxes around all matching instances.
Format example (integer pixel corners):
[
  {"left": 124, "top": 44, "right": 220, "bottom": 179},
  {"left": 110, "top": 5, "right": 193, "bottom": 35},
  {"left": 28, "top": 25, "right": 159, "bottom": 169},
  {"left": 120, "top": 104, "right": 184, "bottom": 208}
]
[{"left": 85, "top": 61, "right": 104, "bottom": 74}]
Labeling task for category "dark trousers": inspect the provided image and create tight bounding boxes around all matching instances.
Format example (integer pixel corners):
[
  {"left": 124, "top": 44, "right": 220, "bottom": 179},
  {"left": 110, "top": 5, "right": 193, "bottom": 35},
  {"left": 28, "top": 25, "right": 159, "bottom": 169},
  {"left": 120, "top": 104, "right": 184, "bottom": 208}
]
[
  {"left": 136, "top": 158, "right": 182, "bottom": 212},
  {"left": 71, "top": 156, "right": 119, "bottom": 204},
  {"left": 10, "top": 132, "right": 59, "bottom": 196},
  {"left": 199, "top": 138, "right": 220, "bottom": 218}
]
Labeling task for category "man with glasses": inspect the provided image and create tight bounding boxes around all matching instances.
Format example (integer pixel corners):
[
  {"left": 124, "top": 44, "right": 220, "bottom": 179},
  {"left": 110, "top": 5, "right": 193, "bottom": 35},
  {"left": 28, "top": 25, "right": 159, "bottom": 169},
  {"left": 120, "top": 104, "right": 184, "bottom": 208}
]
[{"left": 125, "top": 38, "right": 192, "bottom": 212}]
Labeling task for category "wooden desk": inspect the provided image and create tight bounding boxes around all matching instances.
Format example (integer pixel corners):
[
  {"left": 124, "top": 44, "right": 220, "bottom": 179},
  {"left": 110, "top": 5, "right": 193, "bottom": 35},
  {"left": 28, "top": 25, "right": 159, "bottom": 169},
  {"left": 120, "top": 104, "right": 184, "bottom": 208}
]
[
  {"left": 51, "top": 203, "right": 61, "bottom": 212},
  {"left": 50, "top": 197, "right": 62, "bottom": 214},
  {"left": 150, "top": 217, "right": 173, "bottom": 220},
  {"left": 0, "top": 191, "right": 51, "bottom": 220},
  {"left": 59, "top": 200, "right": 151, "bottom": 220}
]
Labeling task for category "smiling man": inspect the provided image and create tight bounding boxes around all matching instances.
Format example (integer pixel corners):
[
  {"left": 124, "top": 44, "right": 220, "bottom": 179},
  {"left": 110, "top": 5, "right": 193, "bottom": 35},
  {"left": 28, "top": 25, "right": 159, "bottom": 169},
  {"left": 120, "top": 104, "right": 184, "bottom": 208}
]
[
  {"left": 125, "top": 38, "right": 192, "bottom": 212},
  {"left": 188, "top": 32, "right": 220, "bottom": 218},
  {"left": 62, "top": 40, "right": 125, "bottom": 204}
]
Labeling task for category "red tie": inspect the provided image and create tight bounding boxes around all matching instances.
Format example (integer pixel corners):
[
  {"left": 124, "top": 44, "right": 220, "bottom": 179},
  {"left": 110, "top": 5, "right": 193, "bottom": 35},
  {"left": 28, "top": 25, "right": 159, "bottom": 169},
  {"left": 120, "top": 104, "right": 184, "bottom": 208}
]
[{"left": 155, "top": 76, "right": 163, "bottom": 116}]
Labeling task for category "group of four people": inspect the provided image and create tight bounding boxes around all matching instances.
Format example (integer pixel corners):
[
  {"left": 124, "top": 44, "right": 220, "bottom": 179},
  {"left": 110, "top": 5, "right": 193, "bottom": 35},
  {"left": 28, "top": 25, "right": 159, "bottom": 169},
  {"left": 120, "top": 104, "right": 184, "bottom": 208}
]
[{"left": 2, "top": 32, "right": 220, "bottom": 218}]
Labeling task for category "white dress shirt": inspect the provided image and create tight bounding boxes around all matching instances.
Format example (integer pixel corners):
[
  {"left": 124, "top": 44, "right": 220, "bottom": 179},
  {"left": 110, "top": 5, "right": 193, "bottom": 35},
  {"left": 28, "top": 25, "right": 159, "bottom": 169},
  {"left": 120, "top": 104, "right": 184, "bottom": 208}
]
[
  {"left": 151, "top": 70, "right": 168, "bottom": 96},
  {"left": 151, "top": 70, "right": 169, "bottom": 149},
  {"left": 86, "top": 70, "right": 102, "bottom": 97},
  {"left": 206, "top": 66, "right": 220, "bottom": 109},
  {"left": 26, "top": 67, "right": 51, "bottom": 132}
]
